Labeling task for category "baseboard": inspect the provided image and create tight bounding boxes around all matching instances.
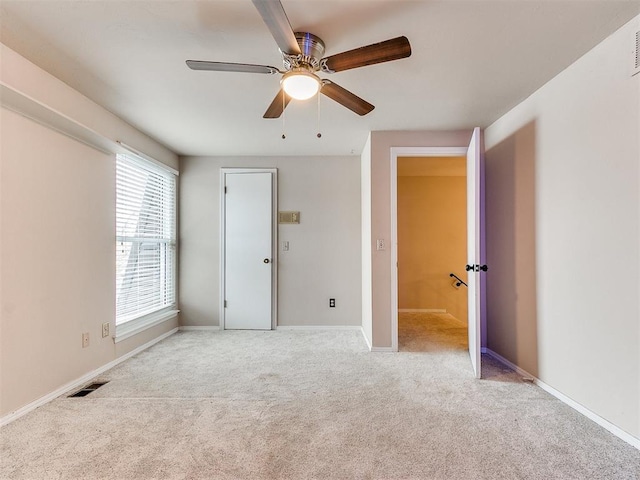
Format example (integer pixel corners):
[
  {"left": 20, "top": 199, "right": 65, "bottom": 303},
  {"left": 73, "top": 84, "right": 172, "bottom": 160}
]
[
  {"left": 398, "top": 309, "right": 446, "bottom": 313},
  {"left": 370, "top": 346, "right": 394, "bottom": 352},
  {"left": 276, "top": 325, "right": 362, "bottom": 330},
  {"left": 0, "top": 327, "right": 178, "bottom": 427},
  {"left": 277, "top": 325, "right": 372, "bottom": 352},
  {"left": 114, "top": 310, "right": 178, "bottom": 343},
  {"left": 360, "top": 327, "right": 373, "bottom": 351},
  {"left": 484, "top": 348, "right": 640, "bottom": 451},
  {"left": 179, "top": 326, "right": 221, "bottom": 331}
]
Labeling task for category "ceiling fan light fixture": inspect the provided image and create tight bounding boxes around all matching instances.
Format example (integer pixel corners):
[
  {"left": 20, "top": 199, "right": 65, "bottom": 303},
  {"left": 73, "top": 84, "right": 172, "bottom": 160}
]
[{"left": 281, "top": 69, "right": 321, "bottom": 100}]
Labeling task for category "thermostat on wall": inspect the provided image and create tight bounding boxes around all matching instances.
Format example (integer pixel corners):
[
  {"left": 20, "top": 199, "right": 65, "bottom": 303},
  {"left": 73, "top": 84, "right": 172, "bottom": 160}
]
[{"left": 279, "top": 211, "right": 300, "bottom": 224}]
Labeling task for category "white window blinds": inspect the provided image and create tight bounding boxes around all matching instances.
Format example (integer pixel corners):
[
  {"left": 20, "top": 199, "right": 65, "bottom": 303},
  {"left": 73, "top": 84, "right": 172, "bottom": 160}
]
[{"left": 116, "top": 154, "right": 176, "bottom": 325}]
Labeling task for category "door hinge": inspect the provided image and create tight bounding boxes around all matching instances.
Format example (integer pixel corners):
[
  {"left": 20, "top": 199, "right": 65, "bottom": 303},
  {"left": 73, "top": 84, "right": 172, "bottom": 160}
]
[
  {"left": 224, "top": 186, "right": 227, "bottom": 194},
  {"left": 224, "top": 300, "right": 227, "bottom": 308}
]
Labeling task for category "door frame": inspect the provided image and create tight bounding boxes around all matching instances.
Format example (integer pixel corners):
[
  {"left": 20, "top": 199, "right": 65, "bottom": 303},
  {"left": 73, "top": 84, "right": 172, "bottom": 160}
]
[
  {"left": 220, "top": 168, "right": 278, "bottom": 330},
  {"left": 390, "top": 147, "right": 468, "bottom": 352}
]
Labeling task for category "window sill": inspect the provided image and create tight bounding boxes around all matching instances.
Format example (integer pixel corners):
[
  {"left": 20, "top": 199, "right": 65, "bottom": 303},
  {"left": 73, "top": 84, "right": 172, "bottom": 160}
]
[{"left": 114, "top": 308, "right": 179, "bottom": 343}]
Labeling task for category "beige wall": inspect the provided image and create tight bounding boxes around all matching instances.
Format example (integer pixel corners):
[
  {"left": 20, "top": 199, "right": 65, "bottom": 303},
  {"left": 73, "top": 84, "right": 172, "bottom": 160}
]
[
  {"left": 1, "top": 109, "right": 114, "bottom": 415},
  {"left": 485, "top": 122, "right": 538, "bottom": 377},
  {"left": 485, "top": 15, "right": 639, "bottom": 439},
  {"left": 0, "top": 44, "right": 177, "bottom": 170},
  {"left": 179, "top": 156, "right": 362, "bottom": 328},
  {"left": 366, "top": 130, "right": 474, "bottom": 348},
  {"left": 397, "top": 174, "right": 467, "bottom": 323},
  {"left": 0, "top": 44, "right": 179, "bottom": 418}
]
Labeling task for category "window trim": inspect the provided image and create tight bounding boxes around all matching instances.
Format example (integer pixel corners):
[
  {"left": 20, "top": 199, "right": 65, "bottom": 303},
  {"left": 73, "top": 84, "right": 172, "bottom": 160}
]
[{"left": 114, "top": 307, "right": 179, "bottom": 343}]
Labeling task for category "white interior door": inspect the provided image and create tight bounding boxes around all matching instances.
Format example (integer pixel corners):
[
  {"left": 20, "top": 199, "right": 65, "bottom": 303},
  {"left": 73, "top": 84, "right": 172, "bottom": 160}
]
[
  {"left": 223, "top": 171, "right": 273, "bottom": 330},
  {"left": 467, "top": 127, "right": 483, "bottom": 378}
]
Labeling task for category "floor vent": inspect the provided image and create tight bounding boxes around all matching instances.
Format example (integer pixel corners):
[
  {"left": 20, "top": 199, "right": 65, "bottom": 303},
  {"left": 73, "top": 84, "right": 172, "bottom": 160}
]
[{"left": 68, "top": 381, "right": 109, "bottom": 398}]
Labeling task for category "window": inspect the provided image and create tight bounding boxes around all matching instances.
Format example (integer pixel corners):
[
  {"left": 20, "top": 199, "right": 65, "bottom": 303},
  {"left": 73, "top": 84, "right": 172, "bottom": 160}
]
[{"left": 116, "top": 153, "right": 176, "bottom": 327}]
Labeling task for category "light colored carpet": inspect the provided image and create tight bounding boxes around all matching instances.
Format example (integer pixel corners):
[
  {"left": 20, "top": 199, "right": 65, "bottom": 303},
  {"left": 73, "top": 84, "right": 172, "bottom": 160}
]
[
  {"left": 1, "top": 327, "right": 639, "bottom": 479},
  {"left": 399, "top": 312, "right": 467, "bottom": 352}
]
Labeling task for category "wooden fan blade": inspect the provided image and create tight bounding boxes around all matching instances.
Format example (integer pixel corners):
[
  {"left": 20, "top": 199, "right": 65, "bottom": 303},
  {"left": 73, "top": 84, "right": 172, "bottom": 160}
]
[
  {"left": 252, "top": 0, "right": 301, "bottom": 55},
  {"left": 186, "top": 60, "right": 279, "bottom": 75},
  {"left": 321, "top": 36, "right": 411, "bottom": 73},
  {"left": 263, "top": 89, "right": 292, "bottom": 118},
  {"left": 320, "top": 81, "right": 374, "bottom": 116}
]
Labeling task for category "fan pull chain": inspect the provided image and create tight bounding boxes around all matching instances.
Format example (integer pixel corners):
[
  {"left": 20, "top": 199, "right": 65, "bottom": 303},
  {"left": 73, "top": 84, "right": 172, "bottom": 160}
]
[
  {"left": 281, "top": 91, "right": 286, "bottom": 140},
  {"left": 316, "top": 92, "right": 322, "bottom": 138}
]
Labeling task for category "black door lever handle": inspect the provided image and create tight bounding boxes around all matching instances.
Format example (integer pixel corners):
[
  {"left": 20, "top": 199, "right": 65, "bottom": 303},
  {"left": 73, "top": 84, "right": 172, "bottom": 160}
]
[{"left": 466, "top": 264, "right": 488, "bottom": 272}]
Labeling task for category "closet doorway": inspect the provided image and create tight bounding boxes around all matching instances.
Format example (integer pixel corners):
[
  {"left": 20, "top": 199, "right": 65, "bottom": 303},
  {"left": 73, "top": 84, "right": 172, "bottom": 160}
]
[{"left": 396, "top": 155, "right": 468, "bottom": 353}]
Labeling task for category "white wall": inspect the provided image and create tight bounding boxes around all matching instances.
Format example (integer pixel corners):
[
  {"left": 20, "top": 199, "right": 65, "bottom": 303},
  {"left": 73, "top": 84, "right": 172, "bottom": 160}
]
[
  {"left": 179, "top": 156, "right": 362, "bottom": 328},
  {"left": 0, "top": 44, "right": 179, "bottom": 418},
  {"left": 485, "top": 15, "right": 640, "bottom": 439}
]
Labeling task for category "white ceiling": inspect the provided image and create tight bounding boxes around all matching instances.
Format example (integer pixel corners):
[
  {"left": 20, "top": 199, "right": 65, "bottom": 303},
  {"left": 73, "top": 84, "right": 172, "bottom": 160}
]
[{"left": 1, "top": 1, "right": 638, "bottom": 157}]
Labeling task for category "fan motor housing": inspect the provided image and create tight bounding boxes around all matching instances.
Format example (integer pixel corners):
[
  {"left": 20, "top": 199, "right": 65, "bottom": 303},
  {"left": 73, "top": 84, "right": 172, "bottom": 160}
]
[{"left": 282, "top": 32, "right": 325, "bottom": 71}]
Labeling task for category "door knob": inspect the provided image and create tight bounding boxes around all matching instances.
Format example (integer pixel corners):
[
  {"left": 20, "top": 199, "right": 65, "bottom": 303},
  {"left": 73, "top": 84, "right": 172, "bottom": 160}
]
[
  {"left": 466, "top": 264, "right": 488, "bottom": 272},
  {"left": 263, "top": 258, "right": 270, "bottom": 264}
]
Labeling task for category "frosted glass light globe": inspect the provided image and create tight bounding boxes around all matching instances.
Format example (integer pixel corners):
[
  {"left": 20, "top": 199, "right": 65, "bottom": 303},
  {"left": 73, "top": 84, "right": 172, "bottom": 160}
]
[{"left": 282, "top": 70, "right": 321, "bottom": 100}]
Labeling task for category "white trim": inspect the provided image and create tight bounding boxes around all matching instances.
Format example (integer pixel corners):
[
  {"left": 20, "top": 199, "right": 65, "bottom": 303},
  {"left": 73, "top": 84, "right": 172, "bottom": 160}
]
[
  {"left": 361, "top": 327, "right": 373, "bottom": 351},
  {"left": 0, "top": 328, "right": 178, "bottom": 427},
  {"left": 276, "top": 325, "right": 362, "bottom": 330},
  {"left": 398, "top": 308, "right": 447, "bottom": 313},
  {"left": 371, "top": 346, "right": 394, "bottom": 353},
  {"left": 116, "top": 141, "right": 179, "bottom": 176},
  {"left": 114, "top": 309, "right": 179, "bottom": 343},
  {"left": 1, "top": 82, "right": 115, "bottom": 155},
  {"left": 179, "top": 326, "right": 221, "bottom": 331},
  {"left": 390, "top": 146, "right": 468, "bottom": 353},
  {"left": 0, "top": 83, "right": 176, "bottom": 176},
  {"left": 484, "top": 349, "right": 535, "bottom": 381},
  {"left": 220, "top": 168, "right": 278, "bottom": 331},
  {"left": 485, "top": 349, "right": 640, "bottom": 451},
  {"left": 276, "top": 326, "right": 373, "bottom": 352},
  {"left": 390, "top": 147, "right": 469, "bottom": 157}
]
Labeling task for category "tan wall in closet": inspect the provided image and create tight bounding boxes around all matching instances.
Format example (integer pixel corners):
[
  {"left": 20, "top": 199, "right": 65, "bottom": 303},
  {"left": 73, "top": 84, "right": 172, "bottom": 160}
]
[{"left": 397, "top": 157, "right": 467, "bottom": 322}]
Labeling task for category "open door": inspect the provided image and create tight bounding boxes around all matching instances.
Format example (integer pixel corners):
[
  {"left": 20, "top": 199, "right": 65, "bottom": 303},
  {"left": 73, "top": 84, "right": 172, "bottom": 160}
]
[{"left": 467, "top": 127, "right": 484, "bottom": 378}]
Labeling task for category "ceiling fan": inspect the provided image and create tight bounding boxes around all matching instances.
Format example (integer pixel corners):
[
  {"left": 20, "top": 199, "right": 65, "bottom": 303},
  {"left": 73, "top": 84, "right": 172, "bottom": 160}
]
[{"left": 186, "top": 0, "right": 411, "bottom": 118}]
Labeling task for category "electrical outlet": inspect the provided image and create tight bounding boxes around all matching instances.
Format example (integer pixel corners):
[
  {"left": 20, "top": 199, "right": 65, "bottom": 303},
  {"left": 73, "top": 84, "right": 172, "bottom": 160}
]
[
  {"left": 102, "top": 322, "right": 110, "bottom": 338},
  {"left": 82, "top": 332, "right": 90, "bottom": 348},
  {"left": 329, "top": 298, "right": 336, "bottom": 308}
]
